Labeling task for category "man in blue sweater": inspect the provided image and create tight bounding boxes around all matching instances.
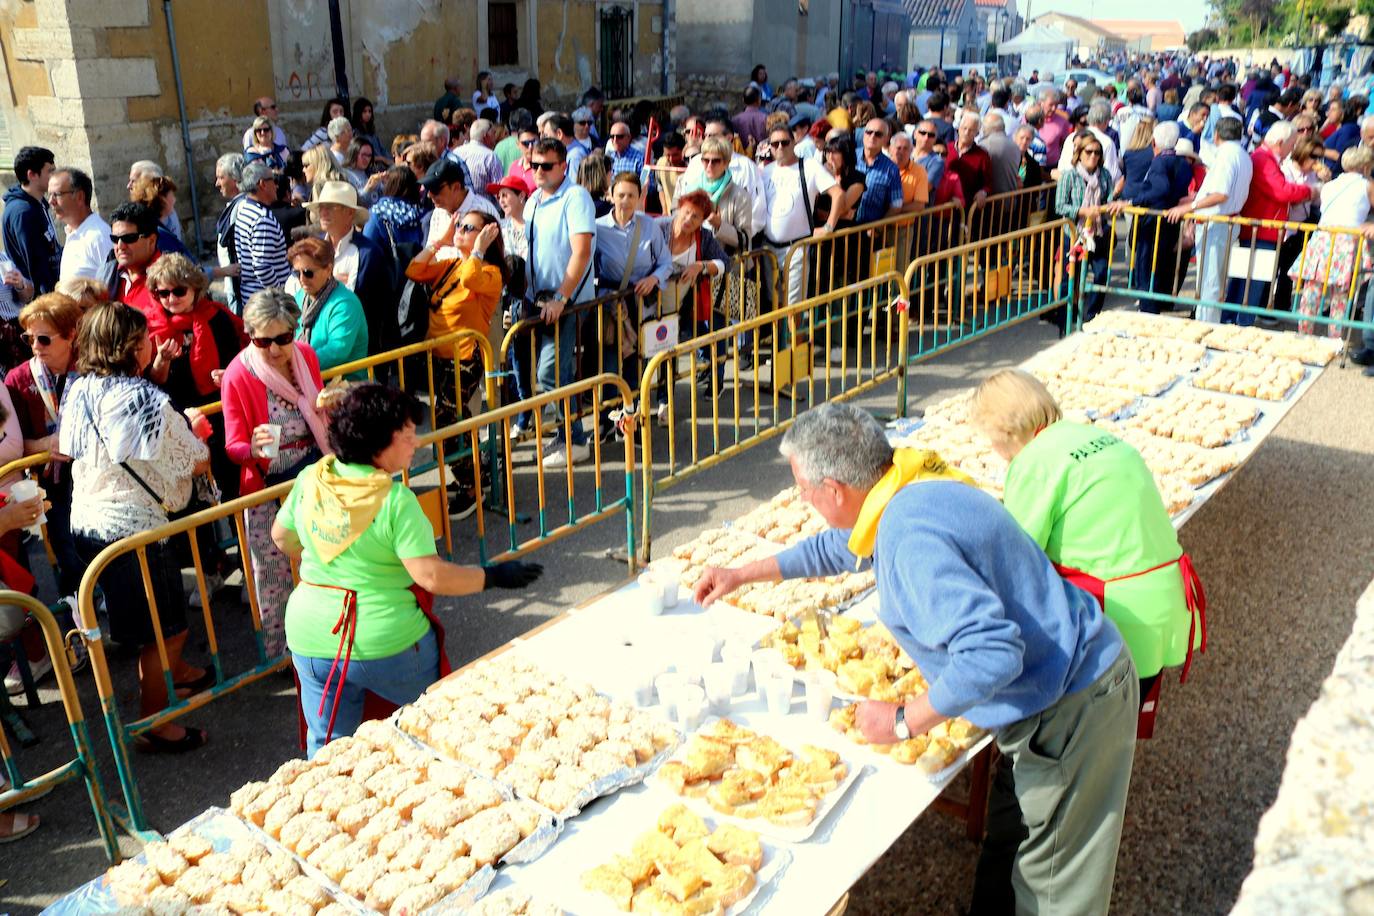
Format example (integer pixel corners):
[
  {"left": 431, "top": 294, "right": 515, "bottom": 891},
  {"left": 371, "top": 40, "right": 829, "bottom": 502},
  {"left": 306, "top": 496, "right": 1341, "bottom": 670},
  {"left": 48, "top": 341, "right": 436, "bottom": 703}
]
[
  {"left": 1, "top": 145, "right": 61, "bottom": 300},
  {"left": 695, "top": 402, "right": 1138, "bottom": 915}
]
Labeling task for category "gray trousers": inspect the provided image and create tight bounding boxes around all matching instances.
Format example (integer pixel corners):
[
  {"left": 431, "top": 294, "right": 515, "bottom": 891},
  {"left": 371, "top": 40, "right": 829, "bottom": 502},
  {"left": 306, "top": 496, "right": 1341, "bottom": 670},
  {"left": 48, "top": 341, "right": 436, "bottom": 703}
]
[{"left": 971, "top": 649, "right": 1139, "bottom": 916}]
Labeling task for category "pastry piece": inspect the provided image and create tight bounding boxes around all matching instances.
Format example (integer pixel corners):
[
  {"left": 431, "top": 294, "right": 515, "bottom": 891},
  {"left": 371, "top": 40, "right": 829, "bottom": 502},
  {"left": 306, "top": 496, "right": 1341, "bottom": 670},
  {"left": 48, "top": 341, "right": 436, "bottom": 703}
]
[
  {"left": 704, "top": 823, "right": 763, "bottom": 871},
  {"left": 583, "top": 864, "right": 635, "bottom": 911},
  {"left": 168, "top": 833, "right": 213, "bottom": 866}
]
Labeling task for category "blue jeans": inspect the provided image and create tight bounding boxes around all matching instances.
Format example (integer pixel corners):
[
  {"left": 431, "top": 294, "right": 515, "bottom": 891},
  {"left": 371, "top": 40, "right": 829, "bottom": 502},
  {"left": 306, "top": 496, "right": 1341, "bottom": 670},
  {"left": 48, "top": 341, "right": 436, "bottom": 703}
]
[
  {"left": 1362, "top": 280, "right": 1374, "bottom": 352},
  {"left": 508, "top": 318, "right": 535, "bottom": 429},
  {"left": 293, "top": 627, "right": 439, "bottom": 758},
  {"left": 1223, "top": 237, "right": 1275, "bottom": 326},
  {"left": 535, "top": 312, "right": 586, "bottom": 445}
]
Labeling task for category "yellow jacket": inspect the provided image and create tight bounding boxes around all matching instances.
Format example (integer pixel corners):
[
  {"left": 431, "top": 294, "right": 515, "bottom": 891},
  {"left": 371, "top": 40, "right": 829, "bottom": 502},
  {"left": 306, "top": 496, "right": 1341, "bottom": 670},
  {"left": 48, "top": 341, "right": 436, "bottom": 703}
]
[{"left": 405, "top": 253, "right": 503, "bottom": 361}]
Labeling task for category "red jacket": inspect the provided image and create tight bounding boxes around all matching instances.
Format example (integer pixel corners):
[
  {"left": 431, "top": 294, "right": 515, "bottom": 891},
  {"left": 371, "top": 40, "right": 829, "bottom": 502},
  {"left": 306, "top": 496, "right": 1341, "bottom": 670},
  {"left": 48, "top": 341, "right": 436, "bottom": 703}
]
[
  {"left": 1239, "top": 145, "right": 1313, "bottom": 242},
  {"left": 220, "top": 342, "right": 323, "bottom": 495}
]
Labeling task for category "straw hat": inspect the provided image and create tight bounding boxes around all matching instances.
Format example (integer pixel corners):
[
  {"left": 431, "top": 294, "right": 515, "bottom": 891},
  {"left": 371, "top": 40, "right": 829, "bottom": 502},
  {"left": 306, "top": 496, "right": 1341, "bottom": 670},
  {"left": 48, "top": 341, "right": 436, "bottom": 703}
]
[
  {"left": 1175, "top": 138, "right": 1199, "bottom": 161},
  {"left": 305, "top": 180, "right": 369, "bottom": 226}
]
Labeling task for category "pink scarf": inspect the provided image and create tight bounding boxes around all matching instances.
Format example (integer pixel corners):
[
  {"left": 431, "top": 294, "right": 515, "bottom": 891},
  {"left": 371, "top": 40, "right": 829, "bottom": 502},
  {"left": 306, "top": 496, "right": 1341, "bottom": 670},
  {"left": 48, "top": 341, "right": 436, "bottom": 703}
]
[{"left": 241, "top": 344, "right": 331, "bottom": 455}]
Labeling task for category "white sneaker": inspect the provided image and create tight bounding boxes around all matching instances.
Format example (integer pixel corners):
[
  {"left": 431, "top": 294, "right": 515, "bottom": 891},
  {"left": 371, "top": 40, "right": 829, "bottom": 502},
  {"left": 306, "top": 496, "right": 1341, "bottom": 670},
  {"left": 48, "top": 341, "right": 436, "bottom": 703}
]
[
  {"left": 655, "top": 403, "right": 671, "bottom": 427},
  {"left": 4, "top": 654, "right": 53, "bottom": 695},
  {"left": 543, "top": 440, "right": 590, "bottom": 468}
]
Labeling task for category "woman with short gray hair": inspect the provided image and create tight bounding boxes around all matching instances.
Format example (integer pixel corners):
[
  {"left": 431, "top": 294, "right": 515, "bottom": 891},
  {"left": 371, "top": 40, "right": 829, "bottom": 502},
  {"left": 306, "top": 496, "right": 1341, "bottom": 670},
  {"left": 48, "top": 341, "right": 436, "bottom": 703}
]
[{"left": 221, "top": 288, "right": 330, "bottom": 656}]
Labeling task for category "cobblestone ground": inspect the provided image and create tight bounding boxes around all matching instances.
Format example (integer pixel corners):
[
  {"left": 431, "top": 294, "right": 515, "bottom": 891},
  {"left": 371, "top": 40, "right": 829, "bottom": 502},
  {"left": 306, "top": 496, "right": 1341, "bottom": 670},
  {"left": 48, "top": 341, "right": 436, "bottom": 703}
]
[{"left": 4, "top": 314, "right": 1370, "bottom": 915}]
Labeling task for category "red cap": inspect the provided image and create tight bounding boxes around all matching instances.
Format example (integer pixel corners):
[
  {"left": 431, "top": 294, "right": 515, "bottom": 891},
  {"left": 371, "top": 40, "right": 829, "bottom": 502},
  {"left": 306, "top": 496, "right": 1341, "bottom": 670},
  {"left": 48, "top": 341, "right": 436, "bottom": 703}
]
[{"left": 487, "top": 174, "right": 530, "bottom": 197}]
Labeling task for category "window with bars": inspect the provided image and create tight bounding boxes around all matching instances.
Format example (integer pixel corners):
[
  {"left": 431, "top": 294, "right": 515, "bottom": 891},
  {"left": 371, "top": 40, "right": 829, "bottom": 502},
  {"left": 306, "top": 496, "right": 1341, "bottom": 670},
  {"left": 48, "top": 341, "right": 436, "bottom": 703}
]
[
  {"left": 489, "top": 1, "right": 519, "bottom": 67},
  {"left": 599, "top": 6, "right": 633, "bottom": 98}
]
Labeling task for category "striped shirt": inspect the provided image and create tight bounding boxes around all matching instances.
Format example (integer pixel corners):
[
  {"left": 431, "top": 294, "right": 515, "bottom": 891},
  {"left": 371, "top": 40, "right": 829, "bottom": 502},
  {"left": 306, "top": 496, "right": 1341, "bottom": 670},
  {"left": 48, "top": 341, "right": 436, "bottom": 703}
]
[{"left": 233, "top": 197, "right": 290, "bottom": 300}]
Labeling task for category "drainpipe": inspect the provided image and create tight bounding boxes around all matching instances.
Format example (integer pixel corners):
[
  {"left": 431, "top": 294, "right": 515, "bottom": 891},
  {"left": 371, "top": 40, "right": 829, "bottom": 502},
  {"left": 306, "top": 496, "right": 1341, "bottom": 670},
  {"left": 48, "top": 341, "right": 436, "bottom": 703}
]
[
  {"left": 661, "top": 0, "right": 673, "bottom": 94},
  {"left": 162, "top": 0, "right": 204, "bottom": 257}
]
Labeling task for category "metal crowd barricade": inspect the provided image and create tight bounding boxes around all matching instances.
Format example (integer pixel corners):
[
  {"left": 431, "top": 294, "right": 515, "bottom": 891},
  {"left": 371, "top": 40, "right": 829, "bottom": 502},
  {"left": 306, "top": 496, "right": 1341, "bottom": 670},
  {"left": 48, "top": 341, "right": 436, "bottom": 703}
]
[
  {"left": 635, "top": 272, "right": 911, "bottom": 561},
  {"left": 1088, "top": 206, "right": 1374, "bottom": 339},
  {"left": 902, "top": 219, "right": 1072, "bottom": 401},
  {"left": 420, "top": 372, "right": 639, "bottom": 571},
  {"left": 0, "top": 591, "right": 120, "bottom": 861},
  {"left": 965, "top": 182, "right": 1057, "bottom": 242}
]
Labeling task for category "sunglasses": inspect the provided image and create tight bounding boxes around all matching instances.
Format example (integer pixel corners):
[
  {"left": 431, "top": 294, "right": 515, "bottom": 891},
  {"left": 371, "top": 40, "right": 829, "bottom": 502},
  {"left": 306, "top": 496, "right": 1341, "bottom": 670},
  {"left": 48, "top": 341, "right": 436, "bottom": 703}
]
[
  {"left": 457, "top": 222, "right": 483, "bottom": 233},
  {"left": 917, "top": 129, "right": 936, "bottom": 137},
  {"left": 109, "top": 231, "right": 151, "bottom": 245},
  {"left": 530, "top": 161, "right": 559, "bottom": 171},
  {"left": 519, "top": 138, "right": 536, "bottom": 147},
  {"left": 700, "top": 156, "right": 725, "bottom": 164},
  {"left": 611, "top": 133, "right": 631, "bottom": 139},
  {"left": 153, "top": 286, "right": 189, "bottom": 299},
  {"left": 1083, "top": 149, "right": 1103, "bottom": 156},
  {"left": 295, "top": 267, "right": 317, "bottom": 279},
  {"left": 251, "top": 332, "right": 295, "bottom": 348},
  {"left": 1297, "top": 126, "right": 1314, "bottom": 133},
  {"left": 769, "top": 138, "right": 792, "bottom": 147},
  {"left": 20, "top": 333, "right": 55, "bottom": 346}
]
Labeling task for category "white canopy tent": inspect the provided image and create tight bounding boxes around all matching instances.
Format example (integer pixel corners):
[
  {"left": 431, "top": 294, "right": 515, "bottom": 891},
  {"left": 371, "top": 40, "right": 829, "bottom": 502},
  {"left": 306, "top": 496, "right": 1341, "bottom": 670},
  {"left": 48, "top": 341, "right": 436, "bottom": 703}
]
[{"left": 998, "top": 24, "right": 1075, "bottom": 78}]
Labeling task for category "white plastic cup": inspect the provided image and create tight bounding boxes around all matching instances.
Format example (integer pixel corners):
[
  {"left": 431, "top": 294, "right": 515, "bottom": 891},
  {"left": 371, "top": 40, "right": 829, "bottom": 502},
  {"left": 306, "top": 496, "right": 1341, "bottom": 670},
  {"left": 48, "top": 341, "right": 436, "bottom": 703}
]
[
  {"left": 9, "top": 479, "right": 43, "bottom": 536},
  {"left": 660, "top": 578, "right": 680, "bottom": 608},
  {"left": 763, "top": 671, "right": 793, "bottom": 716},
  {"left": 751, "top": 648, "right": 788, "bottom": 701},
  {"left": 677, "top": 685, "right": 707, "bottom": 731},
  {"left": 720, "top": 646, "right": 751, "bottom": 696},
  {"left": 804, "top": 669, "right": 837, "bottom": 721},
  {"left": 702, "top": 662, "right": 734, "bottom": 712},
  {"left": 638, "top": 573, "right": 665, "bottom": 615},
  {"left": 655, "top": 672, "right": 686, "bottom": 721},
  {"left": 631, "top": 661, "right": 657, "bottom": 707},
  {"left": 260, "top": 423, "right": 282, "bottom": 459}
]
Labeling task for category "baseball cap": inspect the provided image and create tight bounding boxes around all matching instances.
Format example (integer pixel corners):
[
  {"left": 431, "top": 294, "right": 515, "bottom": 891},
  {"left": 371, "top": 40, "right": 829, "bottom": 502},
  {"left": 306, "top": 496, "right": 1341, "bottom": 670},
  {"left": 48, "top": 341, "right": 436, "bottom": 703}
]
[
  {"left": 788, "top": 112, "right": 813, "bottom": 129},
  {"left": 421, "top": 158, "right": 467, "bottom": 192},
  {"left": 487, "top": 174, "right": 530, "bottom": 196}
]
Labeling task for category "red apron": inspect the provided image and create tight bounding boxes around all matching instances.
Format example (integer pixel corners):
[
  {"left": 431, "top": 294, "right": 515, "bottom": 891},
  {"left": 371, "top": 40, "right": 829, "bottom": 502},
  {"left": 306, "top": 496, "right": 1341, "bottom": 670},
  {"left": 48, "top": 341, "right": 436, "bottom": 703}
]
[
  {"left": 1054, "top": 553, "right": 1207, "bottom": 740},
  {"left": 293, "top": 582, "right": 452, "bottom": 750}
]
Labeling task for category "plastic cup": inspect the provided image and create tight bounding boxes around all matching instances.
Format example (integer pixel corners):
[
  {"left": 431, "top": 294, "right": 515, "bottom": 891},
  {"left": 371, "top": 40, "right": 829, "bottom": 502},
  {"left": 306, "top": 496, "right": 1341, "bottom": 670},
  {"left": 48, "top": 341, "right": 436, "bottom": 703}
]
[
  {"left": 677, "top": 685, "right": 707, "bottom": 731},
  {"left": 655, "top": 672, "right": 686, "bottom": 721},
  {"left": 638, "top": 573, "right": 665, "bottom": 616},
  {"left": 763, "top": 671, "right": 793, "bottom": 716},
  {"left": 702, "top": 662, "right": 734, "bottom": 712},
  {"left": 660, "top": 578, "right": 680, "bottom": 608},
  {"left": 260, "top": 423, "right": 282, "bottom": 459},
  {"left": 720, "top": 646, "right": 751, "bottom": 697},
  {"left": 9, "top": 478, "right": 43, "bottom": 536},
  {"left": 804, "top": 669, "right": 837, "bottom": 721},
  {"left": 631, "top": 661, "right": 657, "bottom": 707},
  {"left": 751, "top": 648, "right": 788, "bottom": 701}
]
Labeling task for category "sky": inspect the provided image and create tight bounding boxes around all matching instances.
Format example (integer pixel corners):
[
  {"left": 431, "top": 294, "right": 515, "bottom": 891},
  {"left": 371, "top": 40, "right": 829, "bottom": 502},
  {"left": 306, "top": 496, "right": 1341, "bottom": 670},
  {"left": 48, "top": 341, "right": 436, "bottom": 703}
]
[{"left": 1018, "top": 0, "right": 1209, "bottom": 34}]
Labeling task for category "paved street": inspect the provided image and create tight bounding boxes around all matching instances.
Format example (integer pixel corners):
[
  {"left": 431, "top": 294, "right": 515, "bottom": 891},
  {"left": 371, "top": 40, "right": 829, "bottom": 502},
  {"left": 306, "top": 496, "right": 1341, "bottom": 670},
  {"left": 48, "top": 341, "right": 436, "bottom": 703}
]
[{"left": 4, "top": 313, "right": 1372, "bottom": 915}]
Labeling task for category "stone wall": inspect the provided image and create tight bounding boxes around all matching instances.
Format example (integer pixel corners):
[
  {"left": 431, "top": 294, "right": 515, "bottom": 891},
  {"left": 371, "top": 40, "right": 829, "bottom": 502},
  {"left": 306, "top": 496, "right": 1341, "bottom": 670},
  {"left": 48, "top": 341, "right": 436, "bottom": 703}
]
[{"left": 1230, "top": 578, "right": 1374, "bottom": 913}]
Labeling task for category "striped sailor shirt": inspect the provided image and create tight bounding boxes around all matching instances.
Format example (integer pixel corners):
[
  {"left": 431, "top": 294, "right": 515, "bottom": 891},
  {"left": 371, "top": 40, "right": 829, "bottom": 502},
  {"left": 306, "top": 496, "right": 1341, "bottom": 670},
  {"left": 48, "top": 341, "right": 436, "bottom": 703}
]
[{"left": 233, "top": 197, "right": 291, "bottom": 301}]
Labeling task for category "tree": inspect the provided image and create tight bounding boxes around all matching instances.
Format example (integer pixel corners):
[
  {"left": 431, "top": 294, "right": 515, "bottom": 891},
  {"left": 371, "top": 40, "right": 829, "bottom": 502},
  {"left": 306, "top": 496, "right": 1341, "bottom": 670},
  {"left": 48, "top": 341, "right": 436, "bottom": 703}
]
[{"left": 1187, "top": 27, "right": 1222, "bottom": 49}]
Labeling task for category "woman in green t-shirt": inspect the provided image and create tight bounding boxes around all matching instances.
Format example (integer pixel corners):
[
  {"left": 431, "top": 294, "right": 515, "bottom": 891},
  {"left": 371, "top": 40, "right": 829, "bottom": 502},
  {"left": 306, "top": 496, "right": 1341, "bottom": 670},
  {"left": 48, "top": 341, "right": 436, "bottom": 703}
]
[
  {"left": 271, "top": 383, "right": 541, "bottom": 756},
  {"left": 970, "top": 369, "right": 1206, "bottom": 738}
]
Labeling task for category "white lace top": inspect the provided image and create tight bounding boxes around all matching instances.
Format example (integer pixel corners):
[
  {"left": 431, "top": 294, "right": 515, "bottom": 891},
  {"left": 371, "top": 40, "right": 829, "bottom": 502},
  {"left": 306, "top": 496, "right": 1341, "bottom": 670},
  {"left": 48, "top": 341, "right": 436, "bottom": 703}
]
[{"left": 59, "top": 375, "right": 208, "bottom": 542}]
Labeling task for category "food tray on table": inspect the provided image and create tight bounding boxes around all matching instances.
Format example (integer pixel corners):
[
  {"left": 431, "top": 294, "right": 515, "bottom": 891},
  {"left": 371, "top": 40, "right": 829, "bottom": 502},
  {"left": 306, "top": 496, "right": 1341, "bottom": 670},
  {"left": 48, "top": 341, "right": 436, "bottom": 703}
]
[
  {"left": 827, "top": 704, "right": 990, "bottom": 781},
  {"left": 755, "top": 615, "right": 929, "bottom": 704},
  {"left": 918, "top": 381, "right": 1140, "bottom": 427},
  {"left": 393, "top": 657, "right": 681, "bottom": 819},
  {"left": 1069, "top": 332, "right": 1210, "bottom": 372},
  {"left": 462, "top": 882, "right": 567, "bottom": 915},
  {"left": 728, "top": 487, "right": 829, "bottom": 546},
  {"left": 1189, "top": 351, "right": 1307, "bottom": 401},
  {"left": 1082, "top": 310, "right": 1214, "bottom": 342},
  {"left": 1121, "top": 390, "right": 1262, "bottom": 448},
  {"left": 646, "top": 717, "right": 866, "bottom": 844},
  {"left": 1027, "top": 353, "right": 1183, "bottom": 398},
  {"left": 229, "top": 721, "right": 560, "bottom": 915},
  {"left": 1091, "top": 420, "right": 1242, "bottom": 488},
  {"left": 571, "top": 803, "right": 792, "bottom": 916},
  {"left": 1201, "top": 324, "right": 1344, "bottom": 365},
  {"left": 1153, "top": 472, "right": 1199, "bottom": 518},
  {"left": 48, "top": 807, "right": 364, "bottom": 916},
  {"left": 889, "top": 420, "right": 1008, "bottom": 497}
]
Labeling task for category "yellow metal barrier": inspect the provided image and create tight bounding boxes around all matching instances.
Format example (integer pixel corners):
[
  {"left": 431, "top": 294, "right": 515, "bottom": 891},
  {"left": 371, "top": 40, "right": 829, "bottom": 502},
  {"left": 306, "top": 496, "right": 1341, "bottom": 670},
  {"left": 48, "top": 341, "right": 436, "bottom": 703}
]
[
  {"left": 636, "top": 272, "right": 911, "bottom": 561},
  {"left": 966, "top": 182, "right": 1058, "bottom": 242},
  {"left": 1097, "top": 206, "right": 1374, "bottom": 337},
  {"left": 0, "top": 591, "right": 120, "bottom": 860}
]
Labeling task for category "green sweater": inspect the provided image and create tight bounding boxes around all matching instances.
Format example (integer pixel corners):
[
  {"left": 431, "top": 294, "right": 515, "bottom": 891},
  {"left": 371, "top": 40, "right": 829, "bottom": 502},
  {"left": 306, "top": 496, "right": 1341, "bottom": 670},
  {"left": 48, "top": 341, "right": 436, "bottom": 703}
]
[
  {"left": 294, "top": 285, "right": 369, "bottom": 380},
  {"left": 1004, "top": 421, "right": 1197, "bottom": 677}
]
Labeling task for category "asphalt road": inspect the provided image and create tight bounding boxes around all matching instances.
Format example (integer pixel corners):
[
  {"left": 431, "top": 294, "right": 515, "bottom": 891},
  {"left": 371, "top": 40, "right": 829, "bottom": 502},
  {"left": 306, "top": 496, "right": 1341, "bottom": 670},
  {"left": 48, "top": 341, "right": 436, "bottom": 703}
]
[{"left": 4, "top": 312, "right": 1371, "bottom": 915}]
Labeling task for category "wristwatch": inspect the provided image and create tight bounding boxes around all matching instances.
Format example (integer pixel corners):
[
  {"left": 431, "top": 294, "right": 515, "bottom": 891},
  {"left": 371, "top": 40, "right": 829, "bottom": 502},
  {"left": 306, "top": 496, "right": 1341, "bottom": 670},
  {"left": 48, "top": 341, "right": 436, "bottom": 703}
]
[{"left": 893, "top": 704, "right": 911, "bottom": 741}]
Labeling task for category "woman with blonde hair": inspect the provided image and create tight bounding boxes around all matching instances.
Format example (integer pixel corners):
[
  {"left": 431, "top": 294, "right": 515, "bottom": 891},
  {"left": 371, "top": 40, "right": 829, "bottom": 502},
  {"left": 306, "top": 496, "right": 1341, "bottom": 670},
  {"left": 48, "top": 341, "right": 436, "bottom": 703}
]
[
  {"left": 301, "top": 145, "right": 347, "bottom": 203},
  {"left": 54, "top": 277, "right": 107, "bottom": 312},
  {"left": 577, "top": 152, "right": 612, "bottom": 218},
  {"left": 1116, "top": 115, "right": 1156, "bottom": 201},
  {"left": 128, "top": 175, "right": 189, "bottom": 256},
  {"left": 970, "top": 368, "right": 1205, "bottom": 738}
]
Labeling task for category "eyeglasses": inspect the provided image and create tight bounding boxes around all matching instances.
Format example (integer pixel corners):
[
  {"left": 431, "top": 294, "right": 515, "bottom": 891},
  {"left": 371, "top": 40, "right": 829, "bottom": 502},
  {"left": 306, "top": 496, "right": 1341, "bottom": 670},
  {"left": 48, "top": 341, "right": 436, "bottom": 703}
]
[
  {"left": 109, "top": 231, "right": 150, "bottom": 245},
  {"left": 255, "top": 128, "right": 271, "bottom": 133},
  {"left": 700, "top": 156, "right": 725, "bottom": 164},
  {"left": 457, "top": 222, "right": 483, "bottom": 233},
  {"left": 264, "top": 104, "right": 278, "bottom": 110},
  {"left": 153, "top": 286, "right": 189, "bottom": 299},
  {"left": 769, "top": 138, "right": 792, "bottom": 147},
  {"left": 916, "top": 129, "right": 936, "bottom": 137},
  {"left": 530, "top": 161, "right": 559, "bottom": 171},
  {"left": 519, "top": 138, "right": 536, "bottom": 147},
  {"left": 20, "top": 333, "right": 54, "bottom": 347},
  {"left": 1082, "top": 149, "right": 1103, "bottom": 157},
  {"left": 1296, "top": 126, "right": 1314, "bottom": 133},
  {"left": 294, "top": 267, "right": 317, "bottom": 279},
  {"left": 611, "top": 132, "right": 631, "bottom": 139},
  {"left": 251, "top": 332, "right": 295, "bottom": 348}
]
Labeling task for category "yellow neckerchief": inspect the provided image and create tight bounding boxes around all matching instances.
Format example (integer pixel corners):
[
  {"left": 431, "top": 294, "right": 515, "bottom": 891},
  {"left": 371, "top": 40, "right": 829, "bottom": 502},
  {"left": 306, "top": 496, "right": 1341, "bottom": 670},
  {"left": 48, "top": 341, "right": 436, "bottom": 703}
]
[
  {"left": 298, "top": 456, "right": 393, "bottom": 564},
  {"left": 846, "top": 448, "right": 974, "bottom": 560}
]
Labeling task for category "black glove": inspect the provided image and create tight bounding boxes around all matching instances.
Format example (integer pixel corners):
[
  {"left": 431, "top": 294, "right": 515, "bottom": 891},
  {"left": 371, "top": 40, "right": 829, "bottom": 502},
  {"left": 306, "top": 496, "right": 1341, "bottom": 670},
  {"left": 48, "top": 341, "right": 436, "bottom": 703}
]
[{"left": 483, "top": 560, "right": 543, "bottom": 590}]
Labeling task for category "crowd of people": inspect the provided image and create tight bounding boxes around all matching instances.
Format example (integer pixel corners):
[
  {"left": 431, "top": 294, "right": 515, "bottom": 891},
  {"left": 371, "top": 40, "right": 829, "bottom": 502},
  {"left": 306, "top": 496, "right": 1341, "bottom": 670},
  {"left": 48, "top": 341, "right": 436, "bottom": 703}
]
[{"left": 2, "top": 51, "right": 1373, "bottom": 846}]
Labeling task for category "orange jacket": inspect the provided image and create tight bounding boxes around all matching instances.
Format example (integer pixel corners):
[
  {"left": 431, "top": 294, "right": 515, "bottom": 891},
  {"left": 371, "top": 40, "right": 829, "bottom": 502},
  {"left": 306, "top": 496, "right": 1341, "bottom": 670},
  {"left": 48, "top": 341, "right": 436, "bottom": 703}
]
[{"left": 405, "top": 253, "right": 503, "bottom": 361}]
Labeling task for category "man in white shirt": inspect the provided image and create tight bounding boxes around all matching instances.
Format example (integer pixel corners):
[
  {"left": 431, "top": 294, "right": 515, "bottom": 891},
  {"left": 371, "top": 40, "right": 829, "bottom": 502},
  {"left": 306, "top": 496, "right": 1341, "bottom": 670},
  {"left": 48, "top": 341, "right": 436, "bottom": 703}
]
[
  {"left": 677, "top": 117, "right": 767, "bottom": 240},
  {"left": 456, "top": 119, "right": 505, "bottom": 204},
  {"left": 49, "top": 167, "right": 110, "bottom": 281},
  {"left": 241, "top": 97, "right": 288, "bottom": 151},
  {"left": 762, "top": 125, "right": 841, "bottom": 309},
  {"left": 1058, "top": 101, "right": 1121, "bottom": 184},
  {"left": 1166, "top": 117, "right": 1252, "bottom": 322}
]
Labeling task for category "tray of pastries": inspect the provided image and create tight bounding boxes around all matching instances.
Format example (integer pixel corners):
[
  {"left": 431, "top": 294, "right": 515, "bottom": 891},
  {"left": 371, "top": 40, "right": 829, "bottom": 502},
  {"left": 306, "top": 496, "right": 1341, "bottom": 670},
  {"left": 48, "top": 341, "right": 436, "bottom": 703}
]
[
  {"left": 1201, "top": 324, "right": 1343, "bottom": 365},
  {"left": 730, "top": 486, "right": 829, "bottom": 545},
  {"left": 1121, "top": 391, "right": 1261, "bottom": 448},
  {"left": 921, "top": 391, "right": 975, "bottom": 424},
  {"left": 666, "top": 528, "right": 876, "bottom": 619},
  {"left": 922, "top": 381, "right": 1137, "bottom": 427},
  {"left": 465, "top": 885, "right": 565, "bottom": 916},
  {"left": 97, "top": 808, "right": 355, "bottom": 916},
  {"left": 1153, "top": 472, "right": 1198, "bottom": 517},
  {"left": 1027, "top": 353, "right": 1182, "bottom": 397},
  {"left": 575, "top": 804, "right": 789, "bottom": 916},
  {"left": 649, "top": 718, "right": 862, "bottom": 843},
  {"left": 1190, "top": 351, "right": 1306, "bottom": 401},
  {"left": 231, "top": 722, "right": 555, "bottom": 915},
  {"left": 828, "top": 705, "right": 988, "bottom": 779},
  {"left": 1092, "top": 421, "right": 1241, "bottom": 488},
  {"left": 1082, "top": 310, "right": 1214, "bottom": 342},
  {"left": 759, "top": 617, "right": 931, "bottom": 704},
  {"left": 1071, "top": 332, "right": 1209, "bottom": 371},
  {"left": 890, "top": 422, "right": 1008, "bottom": 496},
  {"left": 395, "top": 658, "right": 680, "bottom": 818}
]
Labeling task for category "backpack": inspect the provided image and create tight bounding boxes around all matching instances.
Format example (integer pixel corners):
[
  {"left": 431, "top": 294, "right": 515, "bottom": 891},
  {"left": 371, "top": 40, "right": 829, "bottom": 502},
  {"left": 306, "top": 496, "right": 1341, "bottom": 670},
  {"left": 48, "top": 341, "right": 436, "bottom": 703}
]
[{"left": 381, "top": 219, "right": 432, "bottom": 347}]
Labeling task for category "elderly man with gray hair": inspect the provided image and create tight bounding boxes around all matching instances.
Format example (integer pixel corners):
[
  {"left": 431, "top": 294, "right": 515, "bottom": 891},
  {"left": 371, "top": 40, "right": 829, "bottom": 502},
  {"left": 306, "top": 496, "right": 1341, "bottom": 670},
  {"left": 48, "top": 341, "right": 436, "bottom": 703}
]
[
  {"left": 979, "top": 113, "right": 1022, "bottom": 196},
  {"left": 694, "top": 401, "right": 1137, "bottom": 915},
  {"left": 231, "top": 161, "right": 291, "bottom": 310},
  {"left": 213, "top": 152, "right": 247, "bottom": 308}
]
